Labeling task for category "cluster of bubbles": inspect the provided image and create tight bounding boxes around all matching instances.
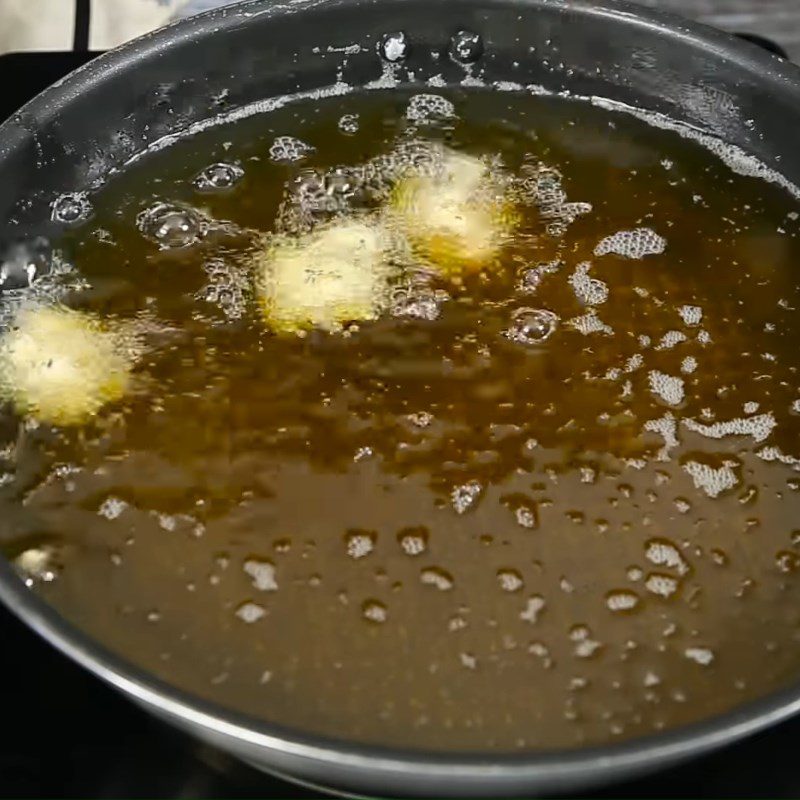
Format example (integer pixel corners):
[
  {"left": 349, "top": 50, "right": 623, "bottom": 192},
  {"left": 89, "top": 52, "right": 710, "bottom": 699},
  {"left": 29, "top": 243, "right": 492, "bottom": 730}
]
[
  {"left": 594, "top": 227, "right": 667, "bottom": 259},
  {"left": 345, "top": 530, "right": 376, "bottom": 559},
  {"left": 397, "top": 527, "right": 428, "bottom": 556},
  {"left": 568, "top": 262, "right": 608, "bottom": 306},
  {"left": 451, "top": 479, "right": 483, "bottom": 514},
  {"left": 648, "top": 370, "right": 685, "bottom": 407},
  {"left": 405, "top": 94, "right": 456, "bottom": 124},
  {"left": 390, "top": 282, "right": 449, "bottom": 321},
  {"left": 268, "top": 136, "right": 315, "bottom": 164},
  {"left": 196, "top": 257, "right": 250, "bottom": 320},
  {"left": 375, "top": 29, "right": 484, "bottom": 66},
  {"left": 276, "top": 166, "right": 365, "bottom": 235},
  {"left": 519, "top": 163, "right": 592, "bottom": 235}
]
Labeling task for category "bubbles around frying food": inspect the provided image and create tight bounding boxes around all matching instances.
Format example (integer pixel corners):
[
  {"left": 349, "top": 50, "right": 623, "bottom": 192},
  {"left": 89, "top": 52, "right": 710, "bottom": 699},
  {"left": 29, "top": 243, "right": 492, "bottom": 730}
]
[
  {"left": 678, "top": 304, "right": 703, "bottom": 326},
  {"left": 137, "top": 202, "right": 207, "bottom": 250},
  {"left": 0, "top": 305, "right": 136, "bottom": 425},
  {"left": 197, "top": 257, "right": 251, "bottom": 321},
  {"left": 378, "top": 31, "right": 409, "bottom": 62},
  {"left": 605, "top": 590, "right": 640, "bottom": 613},
  {"left": 517, "top": 259, "right": 561, "bottom": 294},
  {"left": 390, "top": 283, "right": 449, "bottom": 321},
  {"left": 594, "top": 227, "right": 667, "bottom": 259},
  {"left": 256, "top": 218, "right": 394, "bottom": 334},
  {"left": 387, "top": 147, "right": 518, "bottom": 276},
  {"left": 275, "top": 167, "right": 366, "bottom": 236}
]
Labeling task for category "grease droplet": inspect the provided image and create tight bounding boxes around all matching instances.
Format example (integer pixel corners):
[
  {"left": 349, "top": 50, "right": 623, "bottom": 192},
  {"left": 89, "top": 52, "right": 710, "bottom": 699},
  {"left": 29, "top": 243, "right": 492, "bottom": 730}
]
[
  {"left": 137, "top": 202, "right": 205, "bottom": 249},
  {"left": 505, "top": 308, "right": 558, "bottom": 345},
  {"left": 194, "top": 162, "right": 244, "bottom": 192},
  {"left": 51, "top": 192, "right": 93, "bottom": 224},
  {"left": 448, "top": 30, "right": 483, "bottom": 64},
  {"left": 379, "top": 31, "right": 409, "bottom": 62}
]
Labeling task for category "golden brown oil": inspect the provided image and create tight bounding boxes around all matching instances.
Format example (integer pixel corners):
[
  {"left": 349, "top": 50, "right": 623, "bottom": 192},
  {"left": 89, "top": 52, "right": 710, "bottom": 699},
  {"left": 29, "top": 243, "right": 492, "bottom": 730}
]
[{"left": 3, "top": 87, "right": 800, "bottom": 750}]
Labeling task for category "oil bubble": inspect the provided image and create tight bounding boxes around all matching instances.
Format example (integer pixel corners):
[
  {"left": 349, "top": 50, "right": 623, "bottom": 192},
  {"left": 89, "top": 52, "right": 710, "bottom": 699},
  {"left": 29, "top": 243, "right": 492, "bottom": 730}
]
[
  {"left": 51, "top": 192, "right": 93, "bottom": 225},
  {"left": 379, "top": 31, "right": 409, "bottom": 62},
  {"left": 776, "top": 550, "right": 800, "bottom": 573},
  {"left": 362, "top": 599, "right": 388, "bottom": 623},
  {"left": 605, "top": 589, "right": 640, "bottom": 612},
  {"left": 137, "top": 202, "right": 206, "bottom": 250},
  {"left": 451, "top": 480, "right": 483, "bottom": 514},
  {"left": 420, "top": 566, "right": 454, "bottom": 591},
  {"left": 497, "top": 568, "right": 524, "bottom": 592},
  {"left": 460, "top": 652, "right": 477, "bottom": 669},
  {"left": 397, "top": 527, "right": 429, "bottom": 556},
  {"left": 244, "top": 558, "right": 278, "bottom": 591},
  {"left": 449, "top": 30, "right": 483, "bottom": 64},
  {"left": 406, "top": 94, "right": 456, "bottom": 123},
  {"left": 346, "top": 529, "right": 376, "bottom": 559},
  {"left": 520, "top": 595, "right": 546, "bottom": 623},
  {"left": 505, "top": 308, "right": 558, "bottom": 345},
  {"left": 194, "top": 162, "right": 244, "bottom": 192},
  {"left": 235, "top": 601, "right": 267, "bottom": 623},
  {"left": 338, "top": 114, "right": 360, "bottom": 135},
  {"left": 684, "top": 647, "right": 715, "bottom": 666}
]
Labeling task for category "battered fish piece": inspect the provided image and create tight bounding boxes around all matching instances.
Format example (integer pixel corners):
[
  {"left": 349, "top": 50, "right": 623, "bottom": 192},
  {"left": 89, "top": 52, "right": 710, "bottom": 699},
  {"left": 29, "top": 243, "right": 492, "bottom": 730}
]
[
  {"left": 0, "top": 305, "right": 134, "bottom": 425},
  {"left": 388, "top": 149, "right": 517, "bottom": 276},
  {"left": 256, "top": 218, "right": 393, "bottom": 334}
]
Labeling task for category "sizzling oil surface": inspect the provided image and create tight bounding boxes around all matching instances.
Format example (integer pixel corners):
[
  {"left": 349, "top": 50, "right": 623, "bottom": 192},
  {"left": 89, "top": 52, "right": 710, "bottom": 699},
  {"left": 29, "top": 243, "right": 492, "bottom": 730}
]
[{"left": 3, "top": 88, "right": 800, "bottom": 750}]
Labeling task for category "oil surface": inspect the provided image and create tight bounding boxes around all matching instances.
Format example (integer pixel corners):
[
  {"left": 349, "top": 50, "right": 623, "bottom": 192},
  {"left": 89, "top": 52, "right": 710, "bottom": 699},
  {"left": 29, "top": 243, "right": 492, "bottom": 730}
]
[{"left": 3, "top": 87, "right": 800, "bottom": 751}]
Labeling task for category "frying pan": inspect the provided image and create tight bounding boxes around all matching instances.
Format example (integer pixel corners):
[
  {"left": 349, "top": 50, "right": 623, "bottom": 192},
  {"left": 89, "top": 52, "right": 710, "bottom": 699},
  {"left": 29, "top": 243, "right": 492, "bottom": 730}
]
[{"left": 1, "top": 0, "right": 800, "bottom": 795}]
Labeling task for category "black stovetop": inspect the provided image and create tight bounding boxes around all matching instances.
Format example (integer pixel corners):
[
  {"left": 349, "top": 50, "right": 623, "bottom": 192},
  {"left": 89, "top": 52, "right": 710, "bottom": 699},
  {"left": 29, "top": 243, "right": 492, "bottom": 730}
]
[{"left": 2, "top": 48, "right": 800, "bottom": 799}]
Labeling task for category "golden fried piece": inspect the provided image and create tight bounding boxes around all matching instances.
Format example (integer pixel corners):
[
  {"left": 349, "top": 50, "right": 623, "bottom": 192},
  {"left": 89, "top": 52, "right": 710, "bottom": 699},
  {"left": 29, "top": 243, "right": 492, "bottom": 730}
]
[
  {"left": 0, "top": 306, "right": 133, "bottom": 425},
  {"left": 256, "top": 219, "right": 393, "bottom": 334},
  {"left": 388, "top": 149, "right": 517, "bottom": 276}
]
